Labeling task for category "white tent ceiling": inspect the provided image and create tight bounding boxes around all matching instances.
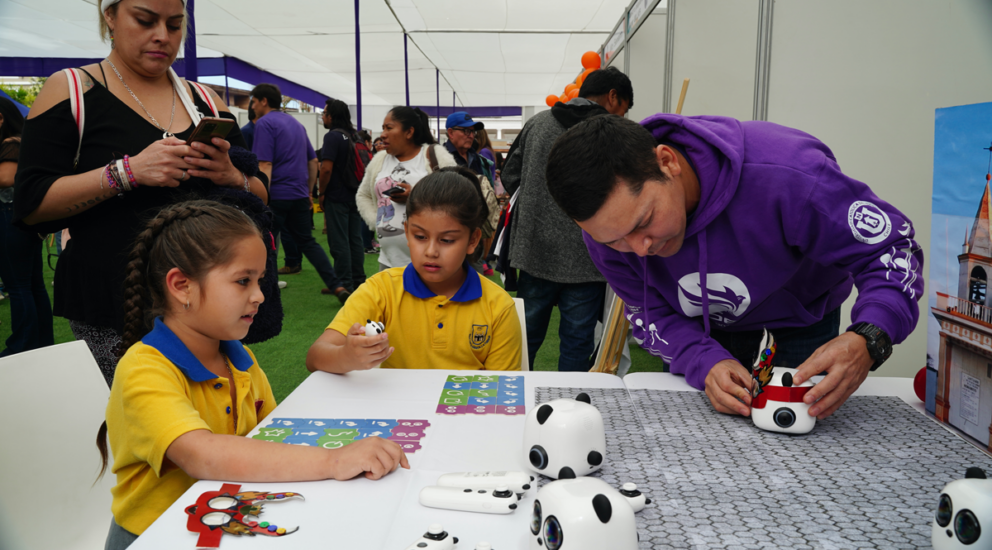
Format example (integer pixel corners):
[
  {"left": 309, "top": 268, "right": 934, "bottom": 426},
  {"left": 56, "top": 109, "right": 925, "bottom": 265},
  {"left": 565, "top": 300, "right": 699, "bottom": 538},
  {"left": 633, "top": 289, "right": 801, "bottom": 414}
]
[{"left": 0, "top": 0, "right": 630, "bottom": 106}]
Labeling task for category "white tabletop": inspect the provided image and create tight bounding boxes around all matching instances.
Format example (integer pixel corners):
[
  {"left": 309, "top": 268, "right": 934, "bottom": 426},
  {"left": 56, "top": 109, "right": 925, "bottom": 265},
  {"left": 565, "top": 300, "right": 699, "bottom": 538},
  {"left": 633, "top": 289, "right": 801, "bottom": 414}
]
[{"left": 130, "top": 370, "right": 625, "bottom": 550}]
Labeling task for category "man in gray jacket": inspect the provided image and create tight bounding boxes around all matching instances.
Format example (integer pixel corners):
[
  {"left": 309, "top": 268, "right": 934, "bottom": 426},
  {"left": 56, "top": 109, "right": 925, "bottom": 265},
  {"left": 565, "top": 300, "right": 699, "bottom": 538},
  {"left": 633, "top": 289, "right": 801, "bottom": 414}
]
[{"left": 502, "top": 67, "right": 633, "bottom": 370}]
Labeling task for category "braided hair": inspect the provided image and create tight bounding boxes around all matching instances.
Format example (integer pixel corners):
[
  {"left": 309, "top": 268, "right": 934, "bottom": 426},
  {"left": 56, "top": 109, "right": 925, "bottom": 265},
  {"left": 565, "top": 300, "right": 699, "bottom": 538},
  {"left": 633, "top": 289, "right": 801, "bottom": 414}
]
[
  {"left": 97, "top": 200, "right": 262, "bottom": 480},
  {"left": 120, "top": 199, "right": 262, "bottom": 352}
]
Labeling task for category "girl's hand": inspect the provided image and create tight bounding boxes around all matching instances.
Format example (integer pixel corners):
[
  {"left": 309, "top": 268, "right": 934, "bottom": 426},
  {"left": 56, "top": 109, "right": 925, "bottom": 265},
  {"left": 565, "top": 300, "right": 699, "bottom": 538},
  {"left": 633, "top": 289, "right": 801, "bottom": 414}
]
[
  {"left": 344, "top": 323, "right": 394, "bottom": 369},
  {"left": 326, "top": 437, "right": 410, "bottom": 480},
  {"left": 184, "top": 137, "right": 245, "bottom": 188},
  {"left": 388, "top": 182, "right": 412, "bottom": 204},
  {"left": 128, "top": 137, "right": 200, "bottom": 187}
]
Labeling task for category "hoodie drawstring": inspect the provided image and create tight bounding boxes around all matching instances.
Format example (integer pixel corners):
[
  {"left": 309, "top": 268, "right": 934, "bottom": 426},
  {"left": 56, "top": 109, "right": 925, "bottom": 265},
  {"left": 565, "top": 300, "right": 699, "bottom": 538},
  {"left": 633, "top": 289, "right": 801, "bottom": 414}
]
[{"left": 698, "top": 229, "right": 711, "bottom": 337}]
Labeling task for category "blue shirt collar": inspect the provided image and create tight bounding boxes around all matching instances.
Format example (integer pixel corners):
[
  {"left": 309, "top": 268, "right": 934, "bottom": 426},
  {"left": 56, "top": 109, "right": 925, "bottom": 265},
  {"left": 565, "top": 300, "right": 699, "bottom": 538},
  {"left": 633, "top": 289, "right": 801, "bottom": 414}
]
[
  {"left": 141, "top": 317, "right": 254, "bottom": 382},
  {"left": 402, "top": 262, "right": 482, "bottom": 302}
]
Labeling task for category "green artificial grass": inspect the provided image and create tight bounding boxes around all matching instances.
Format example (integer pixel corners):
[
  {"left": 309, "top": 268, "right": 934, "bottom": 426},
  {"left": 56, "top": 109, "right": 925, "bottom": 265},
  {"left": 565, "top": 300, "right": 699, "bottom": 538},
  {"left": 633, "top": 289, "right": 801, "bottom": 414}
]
[{"left": 0, "top": 213, "right": 666, "bottom": 403}]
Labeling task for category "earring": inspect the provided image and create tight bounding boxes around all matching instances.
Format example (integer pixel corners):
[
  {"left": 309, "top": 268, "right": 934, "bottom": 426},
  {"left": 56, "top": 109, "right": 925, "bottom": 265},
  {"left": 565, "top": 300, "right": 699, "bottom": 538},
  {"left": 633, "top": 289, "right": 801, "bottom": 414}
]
[
  {"left": 109, "top": 31, "right": 115, "bottom": 49},
  {"left": 184, "top": 300, "right": 190, "bottom": 310}
]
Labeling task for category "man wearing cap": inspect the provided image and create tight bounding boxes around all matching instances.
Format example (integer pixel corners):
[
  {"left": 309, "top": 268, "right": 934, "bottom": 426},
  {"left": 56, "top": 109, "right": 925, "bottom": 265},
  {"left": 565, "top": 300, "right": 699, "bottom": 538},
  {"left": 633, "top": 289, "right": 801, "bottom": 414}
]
[
  {"left": 444, "top": 112, "right": 500, "bottom": 273},
  {"left": 444, "top": 112, "right": 489, "bottom": 178}
]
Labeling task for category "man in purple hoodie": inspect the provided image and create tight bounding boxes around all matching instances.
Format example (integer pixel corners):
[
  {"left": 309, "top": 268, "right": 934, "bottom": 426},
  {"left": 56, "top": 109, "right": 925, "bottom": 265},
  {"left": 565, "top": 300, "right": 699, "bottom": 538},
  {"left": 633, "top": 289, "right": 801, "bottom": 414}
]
[{"left": 545, "top": 115, "right": 923, "bottom": 419}]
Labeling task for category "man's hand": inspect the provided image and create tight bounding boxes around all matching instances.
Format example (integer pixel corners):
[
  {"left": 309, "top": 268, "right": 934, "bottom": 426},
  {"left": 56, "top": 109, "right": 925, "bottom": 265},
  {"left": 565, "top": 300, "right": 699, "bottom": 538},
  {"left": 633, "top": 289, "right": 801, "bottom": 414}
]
[
  {"left": 704, "top": 359, "right": 753, "bottom": 416},
  {"left": 792, "top": 332, "right": 873, "bottom": 419}
]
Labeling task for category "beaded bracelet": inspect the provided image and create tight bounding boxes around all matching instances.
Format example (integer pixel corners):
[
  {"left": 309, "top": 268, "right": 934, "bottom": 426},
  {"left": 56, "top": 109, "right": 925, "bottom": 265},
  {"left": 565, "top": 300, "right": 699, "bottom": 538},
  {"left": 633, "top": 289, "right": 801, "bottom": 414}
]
[
  {"left": 122, "top": 155, "right": 138, "bottom": 188},
  {"left": 106, "top": 161, "right": 127, "bottom": 197},
  {"left": 105, "top": 162, "right": 119, "bottom": 190}
]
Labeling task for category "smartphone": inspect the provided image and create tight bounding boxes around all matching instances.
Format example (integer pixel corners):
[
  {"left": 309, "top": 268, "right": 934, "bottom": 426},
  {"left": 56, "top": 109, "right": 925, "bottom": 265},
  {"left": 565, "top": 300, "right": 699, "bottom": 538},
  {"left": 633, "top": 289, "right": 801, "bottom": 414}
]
[
  {"left": 382, "top": 186, "right": 406, "bottom": 197},
  {"left": 186, "top": 116, "right": 236, "bottom": 145}
]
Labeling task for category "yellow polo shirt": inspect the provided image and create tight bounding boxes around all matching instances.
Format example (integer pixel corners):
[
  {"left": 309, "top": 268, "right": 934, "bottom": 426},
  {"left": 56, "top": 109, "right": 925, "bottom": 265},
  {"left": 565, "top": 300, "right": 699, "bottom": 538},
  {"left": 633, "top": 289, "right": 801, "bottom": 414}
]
[
  {"left": 106, "top": 318, "right": 277, "bottom": 535},
  {"left": 328, "top": 264, "right": 521, "bottom": 370}
]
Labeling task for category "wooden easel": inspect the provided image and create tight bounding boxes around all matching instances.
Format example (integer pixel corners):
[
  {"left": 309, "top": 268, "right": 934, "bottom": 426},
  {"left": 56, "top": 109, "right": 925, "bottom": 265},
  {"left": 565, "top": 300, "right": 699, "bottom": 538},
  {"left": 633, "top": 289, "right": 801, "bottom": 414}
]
[{"left": 591, "top": 78, "right": 690, "bottom": 375}]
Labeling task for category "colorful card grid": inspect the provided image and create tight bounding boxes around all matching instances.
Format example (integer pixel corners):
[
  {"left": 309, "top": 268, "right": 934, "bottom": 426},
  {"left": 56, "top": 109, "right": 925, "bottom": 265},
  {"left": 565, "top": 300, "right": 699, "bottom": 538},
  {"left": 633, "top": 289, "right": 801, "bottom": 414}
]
[
  {"left": 436, "top": 374, "right": 525, "bottom": 416},
  {"left": 252, "top": 418, "right": 429, "bottom": 454}
]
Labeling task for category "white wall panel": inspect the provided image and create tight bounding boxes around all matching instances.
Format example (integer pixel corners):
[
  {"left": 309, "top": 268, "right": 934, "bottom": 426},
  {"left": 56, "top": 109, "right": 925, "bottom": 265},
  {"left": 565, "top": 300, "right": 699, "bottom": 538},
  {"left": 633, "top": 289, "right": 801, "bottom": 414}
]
[
  {"left": 627, "top": 12, "right": 667, "bottom": 123},
  {"left": 669, "top": 0, "right": 758, "bottom": 120},
  {"left": 768, "top": 0, "right": 992, "bottom": 378}
]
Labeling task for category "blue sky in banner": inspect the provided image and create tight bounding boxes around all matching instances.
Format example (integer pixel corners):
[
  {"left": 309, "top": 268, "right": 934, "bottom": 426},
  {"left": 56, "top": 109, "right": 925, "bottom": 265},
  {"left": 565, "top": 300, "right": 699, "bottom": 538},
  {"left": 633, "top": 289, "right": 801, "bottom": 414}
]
[{"left": 932, "top": 101, "right": 992, "bottom": 216}]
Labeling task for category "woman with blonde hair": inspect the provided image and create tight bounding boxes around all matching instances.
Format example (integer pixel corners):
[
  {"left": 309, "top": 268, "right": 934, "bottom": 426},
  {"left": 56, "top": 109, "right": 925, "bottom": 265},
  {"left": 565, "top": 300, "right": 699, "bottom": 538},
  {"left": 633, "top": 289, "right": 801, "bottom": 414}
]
[{"left": 14, "top": 0, "right": 266, "bottom": 386}]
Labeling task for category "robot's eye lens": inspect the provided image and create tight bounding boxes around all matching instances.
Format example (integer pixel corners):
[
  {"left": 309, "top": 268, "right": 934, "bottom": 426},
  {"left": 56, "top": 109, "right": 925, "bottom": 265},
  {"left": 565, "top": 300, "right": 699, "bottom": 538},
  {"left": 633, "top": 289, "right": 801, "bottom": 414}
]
[
  {"left": 773, "top": 407, "right": 796, "bottom": 428},
  {"left": 544, "top": 516, "right": 563, "bottom": 550},
  {"left": 955, "top": 509, "right": 981, "bottom": 545},
  {"left": 531, "top": 500, "right": 542, "bottom": 535},
  {"left": 936, "top": 494, "right": 953, "bottom": 527}
]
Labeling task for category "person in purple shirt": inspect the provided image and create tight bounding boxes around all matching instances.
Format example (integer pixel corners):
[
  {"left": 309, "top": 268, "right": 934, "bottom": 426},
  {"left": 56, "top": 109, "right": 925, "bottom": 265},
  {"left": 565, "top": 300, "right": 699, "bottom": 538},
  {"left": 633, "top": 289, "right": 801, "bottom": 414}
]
[
  {"left": 545, "top": 114, "right": 923, "bottom": 420},
  {"left": 250, "top": 83, "right": 349, "bottom": 303}
]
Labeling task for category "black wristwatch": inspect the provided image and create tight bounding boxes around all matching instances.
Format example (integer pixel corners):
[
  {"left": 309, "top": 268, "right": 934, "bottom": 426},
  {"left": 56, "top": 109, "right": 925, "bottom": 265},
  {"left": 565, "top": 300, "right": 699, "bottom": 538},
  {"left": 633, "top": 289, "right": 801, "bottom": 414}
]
[{"left": 848, "top": 322, "right": 893, "bottom": 371}]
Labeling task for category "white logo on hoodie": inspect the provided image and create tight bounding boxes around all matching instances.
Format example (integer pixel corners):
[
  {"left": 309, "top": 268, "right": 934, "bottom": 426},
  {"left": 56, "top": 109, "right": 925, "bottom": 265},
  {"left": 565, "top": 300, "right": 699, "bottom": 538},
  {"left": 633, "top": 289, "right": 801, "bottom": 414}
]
[
  {"left": 848, "top": 201, "right": 891, "bottom": 245},
  {"left": 677, "top": 273, "right": 751, "bottom": 326}
]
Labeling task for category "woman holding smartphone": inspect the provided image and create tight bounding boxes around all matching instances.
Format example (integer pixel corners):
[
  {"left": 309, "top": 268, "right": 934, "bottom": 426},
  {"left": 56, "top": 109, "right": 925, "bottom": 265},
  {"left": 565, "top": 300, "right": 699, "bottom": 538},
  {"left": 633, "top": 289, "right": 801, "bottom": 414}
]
[
  {"left": 14, "top": 0, "right": 265, "bottom": 385},
  {"left": 356, "top": 106, "right": 457, "bottom": 271}
]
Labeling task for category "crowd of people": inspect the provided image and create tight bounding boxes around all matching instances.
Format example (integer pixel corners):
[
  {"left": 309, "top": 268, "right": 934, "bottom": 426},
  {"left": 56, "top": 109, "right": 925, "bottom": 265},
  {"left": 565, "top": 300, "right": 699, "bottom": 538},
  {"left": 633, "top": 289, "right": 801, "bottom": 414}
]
[{"left": 0, "top": 0, "right": 924, "bottom": 548}]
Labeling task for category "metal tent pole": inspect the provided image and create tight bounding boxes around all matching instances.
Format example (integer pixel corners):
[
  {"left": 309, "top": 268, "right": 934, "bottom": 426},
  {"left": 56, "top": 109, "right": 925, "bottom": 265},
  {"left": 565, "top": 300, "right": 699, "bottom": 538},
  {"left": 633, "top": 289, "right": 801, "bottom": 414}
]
[
  {"left": 436, "top": 68, "right": 440, "bottom": 139},
  {"left": 752, "top": 0, "right": 775, "bottom": 121},
  {"left": 354, "top": 0, "right": 362, "bottom": 130},
  {"left": 184, "top": 0, "right": 197, "bottom": 82},
  {"left": 404, "top": 33, "right": 410, "bottom": 106},
  {"left": 223, "top": 57, "right": 229, "bottom": 106}
]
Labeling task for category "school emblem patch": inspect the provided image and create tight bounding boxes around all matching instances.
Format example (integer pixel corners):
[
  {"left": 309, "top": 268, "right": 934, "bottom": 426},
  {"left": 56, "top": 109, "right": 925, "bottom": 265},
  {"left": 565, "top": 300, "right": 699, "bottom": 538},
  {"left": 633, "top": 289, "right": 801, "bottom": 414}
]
[{"left": 470, "top": 324, "right": 491, "bottom": 350}]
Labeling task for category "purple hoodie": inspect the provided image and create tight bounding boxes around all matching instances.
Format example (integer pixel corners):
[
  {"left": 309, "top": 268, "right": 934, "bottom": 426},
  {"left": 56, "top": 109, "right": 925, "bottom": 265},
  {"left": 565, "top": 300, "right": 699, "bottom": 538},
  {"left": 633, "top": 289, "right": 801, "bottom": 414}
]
[{"left": 584, "top": 114, "right": 924, "bottom": 390}]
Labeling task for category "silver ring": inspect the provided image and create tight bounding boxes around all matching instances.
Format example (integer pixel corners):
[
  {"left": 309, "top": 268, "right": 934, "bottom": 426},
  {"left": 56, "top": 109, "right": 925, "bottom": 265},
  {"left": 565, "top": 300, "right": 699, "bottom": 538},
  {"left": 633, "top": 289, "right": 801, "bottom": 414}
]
[{"left": 180, "top": 170, "right": 188, "bottom": 181}]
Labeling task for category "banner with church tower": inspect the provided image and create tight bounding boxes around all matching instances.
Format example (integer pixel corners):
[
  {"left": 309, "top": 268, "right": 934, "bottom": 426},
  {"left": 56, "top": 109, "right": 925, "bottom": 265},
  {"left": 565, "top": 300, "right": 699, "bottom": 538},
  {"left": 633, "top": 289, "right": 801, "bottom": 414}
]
[{"left": 927, "top": 101, "right": 992, "bottom": 451}]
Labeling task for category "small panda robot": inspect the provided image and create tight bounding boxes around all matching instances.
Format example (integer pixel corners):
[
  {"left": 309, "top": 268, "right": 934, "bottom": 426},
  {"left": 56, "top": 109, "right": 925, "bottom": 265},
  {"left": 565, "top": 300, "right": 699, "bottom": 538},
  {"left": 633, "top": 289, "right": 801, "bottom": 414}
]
[
  {"left": 530, "top": 477, "right": 638, "bottom": 550},
  {"left": 933, "top": 467, "right": 992, "bottom": 549},
  {"left": 522, "top": 393, "right": 606, "bottom": 480},
  {"left": 364, "top": 320, "right": 385, "bottom": 337},
  {"left": 750, "top": 329, "right": 816, "bottom": 435},
  {"left": 750, "top": 367, "right": 816, "bottom": 435}
]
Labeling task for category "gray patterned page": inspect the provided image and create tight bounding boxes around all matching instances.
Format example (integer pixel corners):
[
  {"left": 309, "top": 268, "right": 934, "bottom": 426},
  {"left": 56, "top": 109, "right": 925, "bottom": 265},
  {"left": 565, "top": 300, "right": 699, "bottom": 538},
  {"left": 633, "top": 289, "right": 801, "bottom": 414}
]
[
  {"left": 534, "top": 387, "right": 665, "bottom": 550},
  {"left": 630, "top": 390, "right": 992, "bottom": 549}
]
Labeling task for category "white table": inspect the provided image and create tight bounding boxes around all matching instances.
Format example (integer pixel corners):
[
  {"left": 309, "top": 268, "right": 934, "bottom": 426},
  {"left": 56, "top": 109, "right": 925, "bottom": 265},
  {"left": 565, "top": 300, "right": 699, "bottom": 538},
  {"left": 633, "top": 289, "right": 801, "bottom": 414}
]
[{"left": 130, "top": 370, "right": 625, "bottom": 550}]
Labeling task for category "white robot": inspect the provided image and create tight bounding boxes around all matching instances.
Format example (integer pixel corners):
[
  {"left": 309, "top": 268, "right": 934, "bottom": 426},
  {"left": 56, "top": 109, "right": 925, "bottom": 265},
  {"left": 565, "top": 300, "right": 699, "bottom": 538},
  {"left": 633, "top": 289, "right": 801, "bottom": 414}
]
[
  {"left": 529, "top": 477, "right": 639, "bottom": 550},
  {"left": 404, "top": 524, "right": 458, "bottom": 550},
  {"left": 522, "top": 393, "right": 606, "bottom": 479},
  {"left": 750, "top": 330, "right": 816, "bottom": 435},
  {"left": 933, "top": 468, "right": 992, "bottom": 549}
]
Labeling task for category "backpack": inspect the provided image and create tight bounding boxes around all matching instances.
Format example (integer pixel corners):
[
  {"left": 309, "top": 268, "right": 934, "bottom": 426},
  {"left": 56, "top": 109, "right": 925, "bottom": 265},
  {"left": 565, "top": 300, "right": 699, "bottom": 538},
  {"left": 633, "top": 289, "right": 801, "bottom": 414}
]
[{"left": 331, "top": 129, "right": 372, "bottom": 190}]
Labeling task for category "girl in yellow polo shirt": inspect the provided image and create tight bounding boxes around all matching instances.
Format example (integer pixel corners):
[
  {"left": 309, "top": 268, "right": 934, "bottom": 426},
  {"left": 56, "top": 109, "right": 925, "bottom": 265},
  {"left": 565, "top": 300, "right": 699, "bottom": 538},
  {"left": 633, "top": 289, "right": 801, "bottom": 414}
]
[
  {"left": 307, "top": 166, "right": 522, "bottom": 372},
  {"left": 98, "top": 200, "right": 408, "bottom": 550}
]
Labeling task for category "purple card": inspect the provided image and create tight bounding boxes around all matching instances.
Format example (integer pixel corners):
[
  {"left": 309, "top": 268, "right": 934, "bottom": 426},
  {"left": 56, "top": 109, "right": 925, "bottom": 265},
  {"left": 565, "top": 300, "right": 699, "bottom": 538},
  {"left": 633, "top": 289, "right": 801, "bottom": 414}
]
[
  {"left": 496, "top": 405, "right": 525, "bottom": 415},
  {"left": 392, "top": 440, "right": 423, "bottom": 453},
  {"left": 397, "top": 419, "right": 431, "bottom": 428},
  {"left": 466, "top": 405, "right": 497, "bottom": 415},
  {"left": 390, "top": 426, "right": 427, "bottom": 439},
  {"left": 436, "top": 404, "right": 466, "bottom": 415}
]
